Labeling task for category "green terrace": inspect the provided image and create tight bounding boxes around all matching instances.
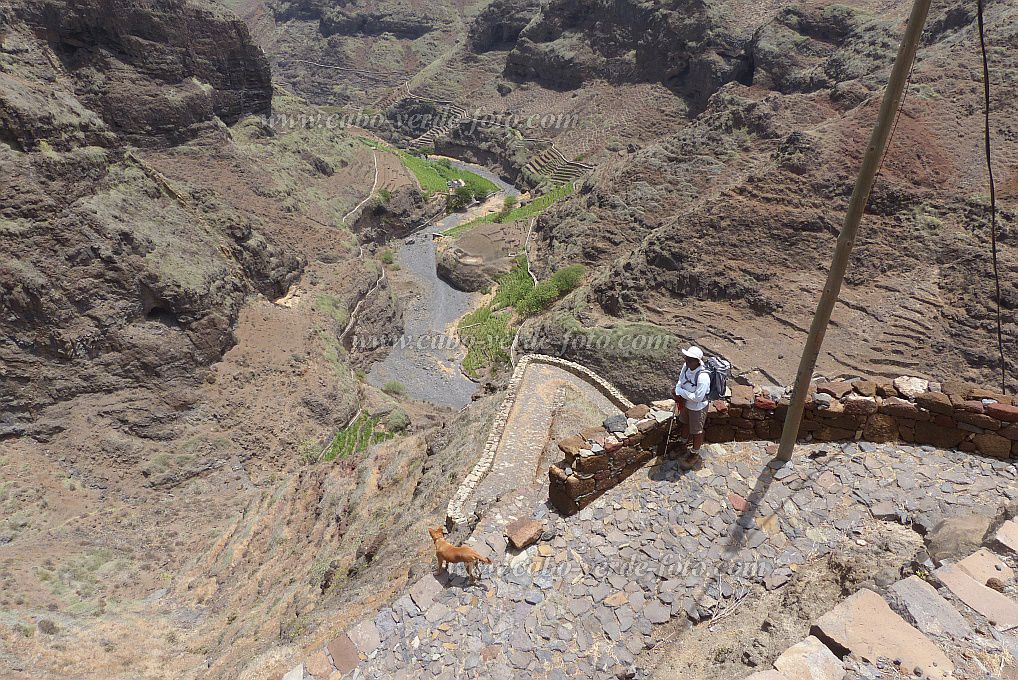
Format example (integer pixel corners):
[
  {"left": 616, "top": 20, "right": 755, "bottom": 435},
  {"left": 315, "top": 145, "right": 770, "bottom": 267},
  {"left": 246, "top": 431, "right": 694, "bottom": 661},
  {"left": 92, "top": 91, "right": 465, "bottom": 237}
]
[{"left": 442, "top": 182, "right": 576, "bottom": 238}]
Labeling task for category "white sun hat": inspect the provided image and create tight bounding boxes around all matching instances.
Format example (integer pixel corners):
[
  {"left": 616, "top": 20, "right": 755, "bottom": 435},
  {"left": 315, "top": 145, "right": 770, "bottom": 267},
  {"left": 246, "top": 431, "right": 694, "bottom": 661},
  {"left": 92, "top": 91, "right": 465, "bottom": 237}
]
[{"left": 681, "top": 346, "right": 704, "bottom": 360}]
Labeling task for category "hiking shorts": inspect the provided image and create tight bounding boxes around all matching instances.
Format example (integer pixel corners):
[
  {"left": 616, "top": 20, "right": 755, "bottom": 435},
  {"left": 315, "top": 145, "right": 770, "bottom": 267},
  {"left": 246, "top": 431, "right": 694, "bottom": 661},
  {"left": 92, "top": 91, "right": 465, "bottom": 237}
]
[{"left": 679, "top": 406, "right": 708, "bottom": 436}]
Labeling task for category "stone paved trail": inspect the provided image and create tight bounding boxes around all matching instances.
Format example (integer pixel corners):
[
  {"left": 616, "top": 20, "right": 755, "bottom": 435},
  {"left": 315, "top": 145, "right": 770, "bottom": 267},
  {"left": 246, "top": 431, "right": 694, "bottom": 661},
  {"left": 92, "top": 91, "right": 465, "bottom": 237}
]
[
  {"left": 315, "top": 441, "right": 1017, "bottom": 679},
  {"left": 466, "top": 363, "right": 622, "bottom": 518}
]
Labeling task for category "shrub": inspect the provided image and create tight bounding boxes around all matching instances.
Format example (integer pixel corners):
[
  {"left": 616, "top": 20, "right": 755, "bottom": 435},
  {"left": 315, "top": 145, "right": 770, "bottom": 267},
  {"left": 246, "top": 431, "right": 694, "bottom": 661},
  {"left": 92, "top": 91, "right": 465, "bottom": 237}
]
[
  {"left": 383, "top": 408, "right": 411, "bottom": 433},
  {"left": 549, "top": 264, "right": 585, "bottom": 294},
  {"left": 377, "top": 188, "right": 392, "bottom": 204},
  {"left": 382, "top": 381, "right": 406, "bottom": 397},
  {"left": 517, "top": 280, "right": 561, "bottom": 317},
  {"left": 446, "top": 185, "right": 474, "bottom": 212},
  {"left": 380, "top": 249, "right": 395, "bottom": 265}
]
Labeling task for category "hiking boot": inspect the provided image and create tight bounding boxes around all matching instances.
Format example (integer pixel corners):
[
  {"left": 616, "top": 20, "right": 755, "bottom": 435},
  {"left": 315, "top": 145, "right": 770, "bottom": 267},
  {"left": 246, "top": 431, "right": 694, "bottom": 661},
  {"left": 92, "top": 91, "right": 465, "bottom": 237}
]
[{"left": 679, "top": 451, "right": 703, "bottom": 471}]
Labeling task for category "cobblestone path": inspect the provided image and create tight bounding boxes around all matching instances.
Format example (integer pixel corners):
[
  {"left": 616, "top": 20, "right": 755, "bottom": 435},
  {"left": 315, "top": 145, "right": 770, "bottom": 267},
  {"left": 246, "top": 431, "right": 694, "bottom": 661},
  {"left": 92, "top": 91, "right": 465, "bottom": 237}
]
[
  {"left": 313, "top": 441, "right": 1017, "bottom": 679},
  {"left": 466, "top": 363, "right": 622, "bottom": 518}
]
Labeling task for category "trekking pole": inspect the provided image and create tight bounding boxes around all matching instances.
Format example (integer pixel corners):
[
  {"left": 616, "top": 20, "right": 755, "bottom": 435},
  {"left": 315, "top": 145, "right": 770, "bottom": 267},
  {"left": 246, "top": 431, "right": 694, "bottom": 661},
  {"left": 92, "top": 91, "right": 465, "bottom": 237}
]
[
  {"left": 663, "top": 412, "right": 675, "bottom": 458},
  {"left": 775, "top": 0, "right": 932, "bottom": 463}
]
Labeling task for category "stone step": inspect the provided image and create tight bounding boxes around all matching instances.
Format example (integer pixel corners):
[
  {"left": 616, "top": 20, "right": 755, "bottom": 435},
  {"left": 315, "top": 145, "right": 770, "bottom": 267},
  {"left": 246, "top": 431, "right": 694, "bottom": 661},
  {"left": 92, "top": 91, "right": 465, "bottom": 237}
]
[
  {"left": 994, "top": 519, "right": 1018, "bottom": 553},
  {"left": 957, "top": 547, "right": 1014, "bottom": 587},
  {"left": 773, "top": 635, "right": 844, "bottom": 679},
  {"left": 887, "top": 575, "right": 973, "bottom": 639},
  {"left": 935, "top": 562, "right": 1018, "bottom": 631},
  {"left": 811, "top": 588, "right": 954, "bottom": 679}
]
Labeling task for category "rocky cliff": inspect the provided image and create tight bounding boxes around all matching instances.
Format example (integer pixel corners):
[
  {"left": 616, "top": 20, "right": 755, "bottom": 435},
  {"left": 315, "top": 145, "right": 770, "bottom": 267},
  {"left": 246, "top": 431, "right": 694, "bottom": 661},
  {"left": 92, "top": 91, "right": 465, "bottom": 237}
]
[
  {"left": 504, "top": 0, "right": 752, "bottom": 110},
  {"left": 524, "top": 0, "right": 1018, "bottom": 398},
  {"left": 0, "top": 0, "right": 288, "bottom": 424}
]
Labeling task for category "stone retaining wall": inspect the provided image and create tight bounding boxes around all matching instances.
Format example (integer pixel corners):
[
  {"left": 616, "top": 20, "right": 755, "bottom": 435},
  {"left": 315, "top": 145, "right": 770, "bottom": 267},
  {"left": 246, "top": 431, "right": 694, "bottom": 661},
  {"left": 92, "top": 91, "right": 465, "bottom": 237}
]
[{"left": 549, "top": 376, "right": 1018, "bottom": 515}]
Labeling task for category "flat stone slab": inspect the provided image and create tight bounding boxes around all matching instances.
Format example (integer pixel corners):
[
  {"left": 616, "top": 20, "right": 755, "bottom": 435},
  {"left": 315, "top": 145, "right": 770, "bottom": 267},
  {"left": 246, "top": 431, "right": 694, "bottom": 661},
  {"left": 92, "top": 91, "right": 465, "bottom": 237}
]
[
  {"left": 409, "top": 573, "right": 444, "bottom": 610},
  {"left": 812, "top": 589, "right": 954, "bottom": 679},
  {"left": 746, "top": 672, "right": 789, "bottom": 680},
  {"left": 505, "top": 517, "right": 543, "bottom": 550},
  {"left": 887, "top": 576, "right": 972, "bottom": 639},
  {"left": 326, "top": 633, "right": 360, "bottom": 674},
  {"left": 957, "top": 548, "right": 1014, "bottom": 587},
  {"left": 281, "top": 663, "right": 309, "bottom": 680},
  {"left": 348, "top": 619, "right": 381, "bottom": 655},
  {"left": 936, "top": 563, "right": 1018, "bottom": 631},
  {"left": 774, "top": 635, "right": 844, "bottom": 680},
  {"left": 997, "top": 520, "right": 1018, "bottom": 554}
]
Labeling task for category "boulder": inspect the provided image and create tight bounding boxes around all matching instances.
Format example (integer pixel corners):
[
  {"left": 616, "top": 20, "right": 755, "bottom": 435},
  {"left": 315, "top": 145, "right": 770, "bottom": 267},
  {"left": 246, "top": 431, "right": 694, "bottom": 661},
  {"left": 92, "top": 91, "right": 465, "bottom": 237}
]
[
  {"left": 955, "top": 411, "right": 1001, "bottom": 430},
  {"left": 924, "top": 513, "right": 992, "bottom": 564},
  {"left": 879, "top": 397, "right": 929, "bottom": 421},
  {"left": 913, "top": 421, "right": 964, "bottom": 448},
  {"left": 558, "top": 436, "right": 585, "bottom": 458},
  {"left": 935, "top": 563, "right": 1018, "bottom": 630},
  {"left": 731, "top": 384, "right": 755, "bottom": 407},
  {"left": 843, "top": 394, "right": 878, "bottom": 415},
  {"left": 326, "top": 633, "right": 360, "bottom": 674},
  {"left": 893, "top": 376, "right": 929, "bottom": 399},
  {"left": 957, "top": 548, "right": 1014, "bottom": 587},
  {"left": 852, "top": 380, "right": 877, "bottom": 397},
  {"left": 603, "top": 414, "right": 628, "bottom": 433},
  {"left": 862, "top": 413, "right": 897, "bottom": 443},
  {"left": 626, "top": 404, "right": 651, "bottom": 419},
  {"left": 816, "top": 382, "right": 853, "bottom": 398}
]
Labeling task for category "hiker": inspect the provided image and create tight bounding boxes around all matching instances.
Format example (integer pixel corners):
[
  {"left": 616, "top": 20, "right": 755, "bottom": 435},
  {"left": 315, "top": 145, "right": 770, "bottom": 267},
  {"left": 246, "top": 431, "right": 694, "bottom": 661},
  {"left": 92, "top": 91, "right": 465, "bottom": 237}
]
[{"left": 674, "top": 345, "right": 711, "bottom": 466}]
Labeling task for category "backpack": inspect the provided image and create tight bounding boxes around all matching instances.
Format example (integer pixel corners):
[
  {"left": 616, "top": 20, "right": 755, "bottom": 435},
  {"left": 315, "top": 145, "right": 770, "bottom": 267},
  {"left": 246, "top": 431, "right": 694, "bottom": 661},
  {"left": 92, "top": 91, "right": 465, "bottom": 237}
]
[{"left": 704, "top": 356, "right": 731, "bottom": 401}]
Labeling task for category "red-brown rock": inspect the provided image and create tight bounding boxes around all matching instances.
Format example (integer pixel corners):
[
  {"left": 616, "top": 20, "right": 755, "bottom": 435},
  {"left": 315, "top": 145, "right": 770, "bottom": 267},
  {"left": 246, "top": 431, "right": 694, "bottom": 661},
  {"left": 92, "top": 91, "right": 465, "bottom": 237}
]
[
  {"left": 730, "top": 384, "right": 755, "bottom": 407},
  {"left": 880, "top": 397, "right": 929, "bottom": 421},
  {"left": 916, "top": 391, "right": 953, "bottom": 415},
  {"left": 953, "top": 400, "right": 985, "bottom": 414},
  {"left": 853, "top": 380, "right": 878, "bottom": 397},
  {"left": 986, "top": 403, "right": 1018, "bottom": 423},
  {"left": 505, "top": 518, "right": 544, "bottom": 550},
  {"left": 754, "top": 395, "right": 776, "bottom": 411},
  {"left": 728, "top": 492, "right": 749, "bottom": 512},
  {"left": 327, "top": 633, "right": 360, "bottom": 674},
  {"left": 816, "top": 381, "right": 853, "bottom": 398},
  {"left": 914, "top": 421, "right": 965, "bottom": 448},
  {"left": 974, "top": 433, "right": 1012, "bottom": 459},
  {"left": 626, "top": 404, "right": 651, "bottom": 419},
  {"left": 955, "top": 411, "right": 1001, "bottom": 430}
]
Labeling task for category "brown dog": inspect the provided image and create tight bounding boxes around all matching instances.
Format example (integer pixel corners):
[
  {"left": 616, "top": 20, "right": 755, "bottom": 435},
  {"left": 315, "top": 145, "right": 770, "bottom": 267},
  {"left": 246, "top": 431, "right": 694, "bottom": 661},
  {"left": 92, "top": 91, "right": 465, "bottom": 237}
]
[{"left": 428, "top": 527, "right": 492, "bottom": 582}]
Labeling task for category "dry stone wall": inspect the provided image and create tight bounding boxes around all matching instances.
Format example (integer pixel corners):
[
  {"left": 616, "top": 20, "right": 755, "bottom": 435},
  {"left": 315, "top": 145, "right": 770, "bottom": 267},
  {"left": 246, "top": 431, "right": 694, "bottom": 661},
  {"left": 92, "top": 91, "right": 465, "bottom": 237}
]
[{"left": 550, "top": 376, "right": 1018, "bottom": 515}]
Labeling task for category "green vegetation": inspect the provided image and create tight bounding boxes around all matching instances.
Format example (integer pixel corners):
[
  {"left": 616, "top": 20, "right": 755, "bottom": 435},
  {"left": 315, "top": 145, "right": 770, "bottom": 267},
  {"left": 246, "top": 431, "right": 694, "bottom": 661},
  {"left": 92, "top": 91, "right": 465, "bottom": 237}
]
[
  {"left": 382, "top": 380, "right": 407, "bottom": 397},
  {"left": 377, "top": 188, "right": 392, "bottom": 204},
  {"left": 396, "top": 151, "right": 497, "bottom": 200},
  {"left": 443, "top": 183, "right": 576, "bottom": 237},
  {"left": 380, "top": 249, "right": 395, "bottom": 265},
  {"left": 354, "top": 136, "right": 498, "bottom": 202},
  {"left": 315, "top": 294, "right": 349, "bottom": 325},
  {"left": 459, "top": 258, "right": 586, "bottom": 377},
  {"left": 322, "top": 414, "right": 394, "bottom": 462}
]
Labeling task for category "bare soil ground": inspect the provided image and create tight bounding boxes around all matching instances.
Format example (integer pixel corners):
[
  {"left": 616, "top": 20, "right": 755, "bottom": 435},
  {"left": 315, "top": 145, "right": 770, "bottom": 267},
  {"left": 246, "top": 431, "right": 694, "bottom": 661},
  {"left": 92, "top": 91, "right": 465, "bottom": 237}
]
[{"left": 645, "top": 520, "right": 923, "bottom": 678}]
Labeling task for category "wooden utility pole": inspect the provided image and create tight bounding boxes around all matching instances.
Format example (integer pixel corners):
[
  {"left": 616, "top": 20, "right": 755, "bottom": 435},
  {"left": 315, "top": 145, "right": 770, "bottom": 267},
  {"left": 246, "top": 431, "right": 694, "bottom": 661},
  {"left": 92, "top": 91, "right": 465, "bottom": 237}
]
[{"left": 776, "top": 0, "right": 933, "bottom": 462}]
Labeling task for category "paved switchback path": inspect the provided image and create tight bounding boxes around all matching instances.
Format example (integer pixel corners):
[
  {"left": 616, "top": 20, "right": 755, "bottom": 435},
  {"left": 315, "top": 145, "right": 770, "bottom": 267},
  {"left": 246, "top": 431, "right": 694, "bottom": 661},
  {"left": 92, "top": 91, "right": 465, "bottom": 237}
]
[
  {"left": 465, "top": 363, "right": 622, "bottom": 519},
  {"left": 316, "top": 441, "right": 1017, "bottom": 679}
]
